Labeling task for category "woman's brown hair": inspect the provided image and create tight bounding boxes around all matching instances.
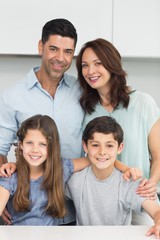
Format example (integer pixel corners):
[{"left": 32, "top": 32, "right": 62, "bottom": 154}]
[
  {"left": 13, "top": 114, "right": 66, "bottom": 218},
  {"left": 76, "top": 38, "right": 131, "bottom": 114}
]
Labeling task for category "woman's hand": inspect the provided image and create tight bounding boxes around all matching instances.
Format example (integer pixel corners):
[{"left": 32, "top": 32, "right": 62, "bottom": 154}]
[
  {"left": 0, "top": 162, "right": 17, "bottom": 177},
  {"left": 122, "top": 167, "right": 143, "bottom": 181},
  {"left": 136, "top": 178, "right": 157, "bottom": 200}
]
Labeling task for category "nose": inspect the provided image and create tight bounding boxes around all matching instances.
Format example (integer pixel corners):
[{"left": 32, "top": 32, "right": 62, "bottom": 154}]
[
  {"left": 32, "top": 145, "right": 39, "bottom": 153},
  {"left": 99, "top": 146, "right": 106, "bottom": 155},
  {"left": 87, "top": 64, "right": 96, "bottom": 75},
  {"left": 55, "top": 50, "right": 65, "bottom": 61}
]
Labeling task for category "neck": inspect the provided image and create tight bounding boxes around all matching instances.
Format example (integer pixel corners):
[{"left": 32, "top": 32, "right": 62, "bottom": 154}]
[
  {"left": 30, "top": 165, "right": 44, "bottom": 180},
  {"left": 91, "top": 165, "right": 114, "bottom": 180},
  {"left": 36, "top": 69, "right": 62, "bottom": 97}
]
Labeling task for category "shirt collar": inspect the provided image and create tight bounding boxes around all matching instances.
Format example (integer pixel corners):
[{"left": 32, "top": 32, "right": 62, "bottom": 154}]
[{"left": 26, "top": 67, "right": 73, "bottom": 89}]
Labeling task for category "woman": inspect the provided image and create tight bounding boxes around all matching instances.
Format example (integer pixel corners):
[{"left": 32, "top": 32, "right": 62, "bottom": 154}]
[{"left": 76, "top": 38, "right": 160, "bottom": 224}]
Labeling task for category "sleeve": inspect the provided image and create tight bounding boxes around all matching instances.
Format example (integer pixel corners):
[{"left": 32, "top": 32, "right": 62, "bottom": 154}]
[
  {"left": 142, "top": 93, "right": 160, "bottom": 133},
  {"left": 61, "top": 158, "right": 74, "bottom": 183},
  {"left": 0, "top": 93, "right": 18, "bottom": 156},
  {"left": 0, "top": 174, "right": 17, "bottom": 196},
  {"left": 123, "top": 179, "right": 146, "bottom": 213},
  {"left": 65, "top": 182, "right": 72, "bottom": 200}
]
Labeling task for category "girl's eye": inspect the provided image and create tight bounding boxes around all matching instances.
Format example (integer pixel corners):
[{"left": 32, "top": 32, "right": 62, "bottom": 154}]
[{"left": 40, "top": 143, "right": 47, "bottom": 147}]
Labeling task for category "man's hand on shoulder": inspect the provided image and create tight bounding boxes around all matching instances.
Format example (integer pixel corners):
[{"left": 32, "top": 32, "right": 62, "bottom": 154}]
[
  {"left": 0, "top": 155, "right": 7, "bottom": 167},
  {"left": 0, "top": 162, "right": 17, "bottom": 177}
]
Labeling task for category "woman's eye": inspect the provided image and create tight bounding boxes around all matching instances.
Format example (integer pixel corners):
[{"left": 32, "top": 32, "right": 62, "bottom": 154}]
[{"left": 81, "top": 63, "right": 88, "bottom": 68}]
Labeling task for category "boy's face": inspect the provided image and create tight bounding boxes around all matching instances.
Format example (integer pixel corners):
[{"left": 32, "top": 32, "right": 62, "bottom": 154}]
[{"left": 83, "top": 132, "right": 123, "bottom": 173}]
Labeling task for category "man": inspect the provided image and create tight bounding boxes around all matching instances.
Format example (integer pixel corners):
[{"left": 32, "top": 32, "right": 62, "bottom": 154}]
[{"left": 0, "top": 18, "right": 84, "bottom": 225}]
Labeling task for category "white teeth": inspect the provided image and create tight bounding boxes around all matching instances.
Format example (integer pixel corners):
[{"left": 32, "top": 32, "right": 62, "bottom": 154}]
[
  {"left": 97, "top": 158, "right": 108, "bottom": 162},
  {"left": 90, "top": 76, "right": 99, "bottom": 81},
  {"left": 30, "top": 156, "right": 40, "bottom": 160}
]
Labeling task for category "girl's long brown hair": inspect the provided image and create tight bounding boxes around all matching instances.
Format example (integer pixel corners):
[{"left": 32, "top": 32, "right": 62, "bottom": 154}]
[
  {"left": 13, "top": 114, "right": 66, "bottom": 218},
  {"left": 76, "top": 38, "right": 131, "bottom": 114}
]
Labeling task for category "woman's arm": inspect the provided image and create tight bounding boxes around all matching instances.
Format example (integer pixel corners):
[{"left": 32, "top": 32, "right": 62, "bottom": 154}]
[
  {"left": 149, "top": 119, "right": 160, "bottom": 184},
  {"left": 137, "top": 119, "right": 160, "bottom": 199}
]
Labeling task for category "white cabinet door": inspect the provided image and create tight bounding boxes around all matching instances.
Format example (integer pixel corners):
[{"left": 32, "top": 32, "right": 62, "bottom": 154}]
[
  {"left": 0, "top": 0, "right": 112, "bottom": 55},
  {"left": 112, "top": 0, "right": 160, "bottom": 57}
]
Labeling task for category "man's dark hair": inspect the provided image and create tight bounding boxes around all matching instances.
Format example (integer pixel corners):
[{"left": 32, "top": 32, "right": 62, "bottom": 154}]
[{"left": 41, "top": 18, "right": 77, "bottom": 47}]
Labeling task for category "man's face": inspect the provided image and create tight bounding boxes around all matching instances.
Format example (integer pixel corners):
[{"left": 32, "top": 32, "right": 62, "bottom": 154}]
[{"left": 39, "top": 35, "right": 75, "bottom": 81}]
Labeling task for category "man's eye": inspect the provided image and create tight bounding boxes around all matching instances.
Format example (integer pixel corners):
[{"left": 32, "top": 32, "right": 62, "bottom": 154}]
[{"left": 66, "top": 50, "right": 73, "bottom": 55}]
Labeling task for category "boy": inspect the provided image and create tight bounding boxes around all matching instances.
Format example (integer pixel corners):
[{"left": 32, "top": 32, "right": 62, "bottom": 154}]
[{"left": 65, "top": 116, "right": 160, "bottom": 238}]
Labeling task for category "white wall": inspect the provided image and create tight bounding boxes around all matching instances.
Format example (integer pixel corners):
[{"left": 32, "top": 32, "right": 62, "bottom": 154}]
[{"left": 0, "top": 55, "right": 160, "bottom": 161}]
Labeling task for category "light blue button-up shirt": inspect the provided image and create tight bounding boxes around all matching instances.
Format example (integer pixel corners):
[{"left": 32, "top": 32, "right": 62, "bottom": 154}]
[{"left": 0, "top": 67, "right": 84, "bottom": 159}]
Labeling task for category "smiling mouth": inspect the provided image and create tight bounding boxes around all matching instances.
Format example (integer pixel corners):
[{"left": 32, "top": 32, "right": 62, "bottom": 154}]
[
  {"left": 96, "top": 158, "right": 109, "bottom": 162},
  {"left": 30, "top": 156, "right": 41, "bottom": 160},
  {"left": 89, "top": 76, "right": 99, "bottom": 82}
]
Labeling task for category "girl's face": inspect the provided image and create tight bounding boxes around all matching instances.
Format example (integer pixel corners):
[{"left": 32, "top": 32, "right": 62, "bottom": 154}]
[
  {"left": 20, "top": 129, "right": 48, "bottom": 168},
  {"left": 83, "top": 132, "right": 123, "bottom": 178},
  {"left": 81, "top": 48, "right": 111, "bottom": 92}
]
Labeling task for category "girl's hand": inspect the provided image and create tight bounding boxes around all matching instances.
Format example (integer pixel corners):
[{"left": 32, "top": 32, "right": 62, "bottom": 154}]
[
  {"left": 0, "top": 162, "right": 17, "bottom": 177},
  {"left": 122, "top": 167, "right": 143, "bottom": 181},
  {"left": 1, "top": 208, "right": 12, "bottom": 225},
  {"left": 136, "top": 178, "right": 157, "bottom": 200}
]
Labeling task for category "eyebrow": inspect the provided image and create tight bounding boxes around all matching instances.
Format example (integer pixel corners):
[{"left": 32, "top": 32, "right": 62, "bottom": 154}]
[
  {"left": 82, "top": 58, "right": 100, "bottom": 63},
  {"left": 49, "top": 45, "right": 74, "bottom": 52}
]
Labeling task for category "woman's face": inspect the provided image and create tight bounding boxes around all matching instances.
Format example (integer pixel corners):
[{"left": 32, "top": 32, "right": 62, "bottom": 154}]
[{"left": 81, "top": 48, "right": 111, "bottom": 92}]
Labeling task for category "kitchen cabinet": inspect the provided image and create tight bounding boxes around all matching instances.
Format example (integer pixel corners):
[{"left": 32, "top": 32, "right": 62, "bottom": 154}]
[
  {"left": 112, "top": 0, "right": 160, "bottom": 58},
  {"left": 0, "top": 0, "right": 112, "bottom": 55}
]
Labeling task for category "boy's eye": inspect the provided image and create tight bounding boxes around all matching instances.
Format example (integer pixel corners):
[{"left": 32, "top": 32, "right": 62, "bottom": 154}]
[
  {"left": 107, "top": 144, "right": 114, "bottom": 148},
  {"left": 92, "top": 144, "right": 98, "bottom": 147}
]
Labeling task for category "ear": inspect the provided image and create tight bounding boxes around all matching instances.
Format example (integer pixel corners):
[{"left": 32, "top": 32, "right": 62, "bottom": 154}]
[
  {"left": 82, "top": 141, "right": 88, "bottom": 155},
  {"left": 38, "top": 40, "right": 43, "bottom": 55},
  {"left": 117, "top": 142, "right": 124, "bottom": 155},
  {"left": 19, "top": 142, "right": 23, "bottom": 150}
]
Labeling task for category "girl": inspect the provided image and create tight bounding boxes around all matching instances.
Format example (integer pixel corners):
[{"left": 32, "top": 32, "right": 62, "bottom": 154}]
[{"left": 0, "top": 114, "right": 90, "bottom": 225}]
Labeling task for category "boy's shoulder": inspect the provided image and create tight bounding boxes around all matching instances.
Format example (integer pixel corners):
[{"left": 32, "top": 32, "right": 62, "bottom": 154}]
[{"left": 68, "top": 166, "right": 89, "bottom": 184}]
